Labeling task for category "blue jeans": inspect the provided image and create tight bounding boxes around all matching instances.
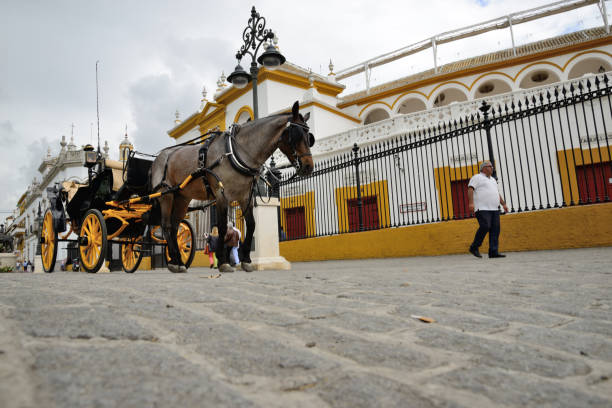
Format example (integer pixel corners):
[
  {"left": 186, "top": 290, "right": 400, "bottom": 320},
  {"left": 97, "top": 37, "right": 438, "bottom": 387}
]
[
  {"left": 230, "top": 246, "right": 240, "bottom": 265},
  {"left": 470, "top": 210, "right": 501, "bottom": 255}
]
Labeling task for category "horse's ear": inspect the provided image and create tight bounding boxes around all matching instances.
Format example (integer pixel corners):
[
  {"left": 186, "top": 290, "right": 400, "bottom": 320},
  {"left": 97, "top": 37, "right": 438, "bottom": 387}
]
[
  {"left": 291, "top": 101, "right": 299, "bottom": 120},
  {"left": 303, "top": 112, "right": 310, "bottom": 122}
]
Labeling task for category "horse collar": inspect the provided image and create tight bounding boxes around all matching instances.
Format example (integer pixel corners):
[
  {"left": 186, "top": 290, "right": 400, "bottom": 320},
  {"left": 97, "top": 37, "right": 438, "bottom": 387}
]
[{"left": 225, "top": 131, "right": 260, "bottom": 177}]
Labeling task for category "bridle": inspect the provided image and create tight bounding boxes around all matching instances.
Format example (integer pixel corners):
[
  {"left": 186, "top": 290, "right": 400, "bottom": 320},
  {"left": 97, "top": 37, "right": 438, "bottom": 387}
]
[{"left": 280, "top": 120, "right": 315, "bottom": 173}]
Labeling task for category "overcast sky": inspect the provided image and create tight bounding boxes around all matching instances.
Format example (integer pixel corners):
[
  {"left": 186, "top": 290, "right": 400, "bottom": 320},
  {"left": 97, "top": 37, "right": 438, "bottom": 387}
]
[{"left": 0, "top": 0, "right": 606, "bottom": 219}]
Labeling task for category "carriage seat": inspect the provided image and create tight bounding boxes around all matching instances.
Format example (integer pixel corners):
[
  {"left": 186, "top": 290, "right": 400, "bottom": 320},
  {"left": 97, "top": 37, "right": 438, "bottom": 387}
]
[
  {"left": 125, "top": 156, "right": 153, "bottom": 190},
  {"left": 110, "top": 156, "right": 153, "bottom": 201},
  {"left": 62, "top": 180, "right": 87, "bottom": 202},
  {"left": 104, "top": 159, "right": 125, "bottom": 192}
]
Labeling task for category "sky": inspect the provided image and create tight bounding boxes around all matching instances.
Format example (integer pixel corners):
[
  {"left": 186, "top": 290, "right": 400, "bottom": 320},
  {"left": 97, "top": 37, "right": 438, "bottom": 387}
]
[{"left": 0, "top": 0, "right": 606, "bottom": 219}]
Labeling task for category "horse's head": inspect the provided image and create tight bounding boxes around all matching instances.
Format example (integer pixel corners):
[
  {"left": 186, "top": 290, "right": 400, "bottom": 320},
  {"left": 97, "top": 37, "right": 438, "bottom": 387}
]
[{"left": 278, "top": 101, "right": 315, "bottom": 176}]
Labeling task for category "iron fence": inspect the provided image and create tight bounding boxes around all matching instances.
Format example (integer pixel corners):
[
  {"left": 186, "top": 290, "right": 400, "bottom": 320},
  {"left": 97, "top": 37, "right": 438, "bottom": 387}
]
[{"left": 277, "top": 73, "right": 612, "bottom": 241}]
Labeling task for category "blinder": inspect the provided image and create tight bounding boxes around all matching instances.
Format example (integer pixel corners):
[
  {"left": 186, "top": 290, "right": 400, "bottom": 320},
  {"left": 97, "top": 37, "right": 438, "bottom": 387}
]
[{"left": 282, "top": 121, "right": 315, "bottom": 149}]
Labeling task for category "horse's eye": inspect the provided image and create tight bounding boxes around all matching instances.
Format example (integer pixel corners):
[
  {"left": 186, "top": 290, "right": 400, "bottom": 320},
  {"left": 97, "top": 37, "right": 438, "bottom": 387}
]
[{"left": 308, "top": 133, "right": 315, "bottom": 147}]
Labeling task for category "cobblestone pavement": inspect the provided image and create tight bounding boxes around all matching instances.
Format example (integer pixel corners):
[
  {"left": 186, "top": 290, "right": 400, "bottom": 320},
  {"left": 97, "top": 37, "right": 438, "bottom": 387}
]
[{"left": 1, "top": 247, "right": 611, "bottom": 408}]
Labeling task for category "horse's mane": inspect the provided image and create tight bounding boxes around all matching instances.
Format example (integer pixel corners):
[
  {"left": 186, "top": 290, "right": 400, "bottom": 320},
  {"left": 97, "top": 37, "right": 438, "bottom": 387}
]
[{"left": 239, "top": 112, "right": 290, "bottom": 131}]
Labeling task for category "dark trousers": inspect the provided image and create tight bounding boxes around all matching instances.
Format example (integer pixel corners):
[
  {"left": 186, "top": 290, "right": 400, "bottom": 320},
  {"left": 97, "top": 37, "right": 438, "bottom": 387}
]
[{"left": 470, "top": 210, "right": 501, "bottom": 255}]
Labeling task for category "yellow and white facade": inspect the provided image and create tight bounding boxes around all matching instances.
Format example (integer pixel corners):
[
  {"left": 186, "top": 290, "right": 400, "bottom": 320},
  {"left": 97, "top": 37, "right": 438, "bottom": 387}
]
[{"left": 168, "top": 3, "right": 612, "bottom": 261}]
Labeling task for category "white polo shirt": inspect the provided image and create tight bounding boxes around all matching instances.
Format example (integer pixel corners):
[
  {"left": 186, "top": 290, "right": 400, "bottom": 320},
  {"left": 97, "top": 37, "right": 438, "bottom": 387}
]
[{"left": 468, "top": 173, "right": 500, "bottom": 211}]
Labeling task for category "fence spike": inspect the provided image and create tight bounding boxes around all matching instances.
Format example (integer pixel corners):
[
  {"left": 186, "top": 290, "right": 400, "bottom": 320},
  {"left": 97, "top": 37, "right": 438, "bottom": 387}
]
[
  {"left": 603, "top": 73, "right": 609, "bottom": 84},
  {"left": 531, "top": 95, "right": 537, "bottom": 105},
  {"left": 595, "top": 75, "right": 601, "bottom": 87},
  {"left": 523, "top": 95, "right": 530, "bottom": 108},
  {"left": 577, "top": 81, "right": 584, "bottom": 92},
  {"left": 585, "top": 78, "right": 591, "bottom": 91},
  {"left": 553, "top": 88, "right": 559, "bottom": 98}
]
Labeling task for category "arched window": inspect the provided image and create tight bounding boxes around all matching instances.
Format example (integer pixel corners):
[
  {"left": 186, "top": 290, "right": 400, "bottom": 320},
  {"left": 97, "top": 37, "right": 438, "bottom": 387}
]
[
  {"left": 432, "top": 88, "right": 468, "bottom": 107},
  {"left": 473, "top": 78, "right": 512, "bottom": 99},
  {"left": 518, "top": 69, "right": 560, "bottom": 89},
  {"left": 397, "top": 98, "right": 427, "bottom": 115},
  {"left": 236, "top": 111, "right": 252, "bottom": 124},
  {"left": 567, "top": 57, "right": 611, "bottom": 79},
  {"left": 363, "top": 108, "right": 390, "bottom": 125}
]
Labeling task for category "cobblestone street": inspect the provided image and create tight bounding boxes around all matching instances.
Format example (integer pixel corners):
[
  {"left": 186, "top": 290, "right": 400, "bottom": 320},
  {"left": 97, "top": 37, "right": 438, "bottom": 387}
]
[{"left": 1, "top": 247, "right": 611, "bottom": 407}]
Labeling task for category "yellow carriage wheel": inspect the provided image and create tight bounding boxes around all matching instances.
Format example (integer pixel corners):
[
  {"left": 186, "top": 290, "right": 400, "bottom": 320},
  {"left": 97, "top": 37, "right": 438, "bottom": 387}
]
[
  {"left": 79, "top": 209, "right": 107, "bottom": 273},
  {"left": 121, "top": 241, "right": 143, "bottom": 273},
  {"left": 40, "top": 209, "right": 58, "bottom": 273},
  {"left": 165, "top": 220, "right": 195, "bottom": 268}
]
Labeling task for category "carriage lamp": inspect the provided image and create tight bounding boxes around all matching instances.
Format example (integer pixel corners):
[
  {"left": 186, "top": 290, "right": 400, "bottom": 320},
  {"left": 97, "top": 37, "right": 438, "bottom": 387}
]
[
  {"left": 227, "top": 6, "right": 285, "bottom": 119},
  {"left": 83, "top": 144, "right": 97, "bottom": 168},
  {"left": 257, "top": 43, "right": 285, "bottom": 70},
  {"left": 227, "top": 63, "right": 250, "bottom": 89}
]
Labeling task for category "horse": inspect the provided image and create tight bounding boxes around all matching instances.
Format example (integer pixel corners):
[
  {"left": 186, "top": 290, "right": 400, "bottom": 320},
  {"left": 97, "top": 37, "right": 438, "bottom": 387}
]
[{"left": 150, "top": 101, "right": 314, "bottom": 273}]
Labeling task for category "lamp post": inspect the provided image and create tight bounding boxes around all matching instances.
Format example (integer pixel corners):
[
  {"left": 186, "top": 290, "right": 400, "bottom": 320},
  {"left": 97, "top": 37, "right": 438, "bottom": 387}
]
[{"left": 227, "top": 6, "right": 285, "bottom": 120}]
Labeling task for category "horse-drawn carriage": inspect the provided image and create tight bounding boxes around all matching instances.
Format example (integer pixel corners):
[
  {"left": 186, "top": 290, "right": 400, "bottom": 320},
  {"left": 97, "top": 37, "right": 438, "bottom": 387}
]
[
  {"left": 40, "top": 147, "right": 196, "bottom": 273},
  {"left": 40, "top": 101, "right": 314, "bottom": 274}
]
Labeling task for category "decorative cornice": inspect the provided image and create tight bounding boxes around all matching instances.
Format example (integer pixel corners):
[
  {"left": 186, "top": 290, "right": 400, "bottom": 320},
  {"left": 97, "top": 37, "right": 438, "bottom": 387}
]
[
  {"left": 168, "top": 112, "right": 199, "bottom": 139},
  {"left": 216, "top": 67, "right": 345, "bottom": 107},
  {"left": 198, "top": 107, "right": 226, "bottom": 133},
  {"left": 300, "top": 101, "right": 361, "bottom": 123}
]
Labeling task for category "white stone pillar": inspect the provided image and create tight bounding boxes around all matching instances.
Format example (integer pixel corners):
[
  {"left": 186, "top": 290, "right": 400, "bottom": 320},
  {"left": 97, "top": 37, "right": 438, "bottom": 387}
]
[
  {"left": 34, "top": 255, "right": 44, "bottom": 273},
  {"left": 250, "top": 197, "right": 290, "bottom": 270}
]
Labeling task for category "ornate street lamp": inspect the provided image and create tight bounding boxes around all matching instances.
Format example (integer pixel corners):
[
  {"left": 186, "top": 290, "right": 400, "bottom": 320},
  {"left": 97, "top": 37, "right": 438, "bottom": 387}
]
[{"left": 227, "top": 6, "right": 285, "bottom": 119}]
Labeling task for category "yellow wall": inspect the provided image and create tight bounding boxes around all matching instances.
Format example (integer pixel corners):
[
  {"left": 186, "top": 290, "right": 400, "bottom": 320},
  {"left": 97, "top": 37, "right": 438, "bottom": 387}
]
[
  {"left": 334, "top": 181, "right": 390, "bottom": 232},
  {"left": 190, "top": 251, "right": 211, "bottom": 267},
  {"left": 280, "top": 202, "right": 612, "bottom": 261},
  {"left": 557, "top": 146, "right": 612, "bottom": 205},
  {"left": 280, "top": 191, "right": 316, "bottom": 236},
  {"left": 434, "top": 163, "right": 479, "bottom": 219}
]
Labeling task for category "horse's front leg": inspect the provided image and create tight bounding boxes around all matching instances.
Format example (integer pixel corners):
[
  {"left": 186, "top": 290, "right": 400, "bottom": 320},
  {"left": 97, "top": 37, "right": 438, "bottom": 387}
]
[
  {"left": 239, "top": 206, "right": 255, "bottom": 272},
  {"left": 216, "top": 204, "right": 233, "bottom": 273}
]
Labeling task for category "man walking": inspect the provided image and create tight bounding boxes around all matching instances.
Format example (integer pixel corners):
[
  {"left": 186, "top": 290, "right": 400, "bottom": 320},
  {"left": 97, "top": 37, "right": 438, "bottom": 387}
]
[{"left": 468, "top": 160, "right": 509, "bottom": 258}]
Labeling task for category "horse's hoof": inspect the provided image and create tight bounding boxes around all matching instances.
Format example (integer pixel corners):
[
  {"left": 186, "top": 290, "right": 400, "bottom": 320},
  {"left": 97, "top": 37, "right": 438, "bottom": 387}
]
[
  {"left": 218, "top": 263, "right": 234, "bottom": 273},
  {"left": 179, "top": 265, "right": 187, "bottom": 273},
  {"left": 168, "top": 263, "right": 185, "bottom": 273},
  {"left": 241, "top": 262, "right": 254, "bottom": 273}
]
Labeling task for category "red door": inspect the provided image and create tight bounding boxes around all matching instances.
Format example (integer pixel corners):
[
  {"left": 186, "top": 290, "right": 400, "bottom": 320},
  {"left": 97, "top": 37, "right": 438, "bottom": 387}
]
[
  {"left": 576, "top": 162, "right": 612, "bottom": 203},
  {"left": 284, "top": 206, "right": 306, "bottom": 239},
  {"left": 451, "top": 179, "right": 473, "bottom": 219},
  {"left": 347, "top": 196, "right": 379, "bottom": 232}
]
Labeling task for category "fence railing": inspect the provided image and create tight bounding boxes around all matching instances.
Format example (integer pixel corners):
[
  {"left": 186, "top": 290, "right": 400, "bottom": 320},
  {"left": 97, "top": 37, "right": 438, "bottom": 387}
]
[{"left": 277, "top": 73, "right": 612, "bottom": 241}]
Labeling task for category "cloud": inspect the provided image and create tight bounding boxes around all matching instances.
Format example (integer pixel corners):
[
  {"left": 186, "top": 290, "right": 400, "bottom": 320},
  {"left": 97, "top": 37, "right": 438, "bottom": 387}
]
[
  {"left": 128, "top": 73, "right": 198, "bottom": 155},
  {"left": 0, "top": 121, "right": 16, "bottom": 146}
]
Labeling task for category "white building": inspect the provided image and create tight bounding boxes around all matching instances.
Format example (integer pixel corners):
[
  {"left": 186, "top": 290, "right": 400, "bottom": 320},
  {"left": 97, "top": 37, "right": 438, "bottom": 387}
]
[
  {"left": 5, "top": 135, "right": 128, "bottom": 270},
  {"left": 168, "top": 1, "right": 612, "bottom": 241}
]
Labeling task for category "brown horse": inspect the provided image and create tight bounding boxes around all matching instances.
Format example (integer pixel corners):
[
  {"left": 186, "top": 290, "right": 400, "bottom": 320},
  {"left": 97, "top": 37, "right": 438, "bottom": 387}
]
[{"left": 150, "top": 101, "right": 314, "bottom": 272}]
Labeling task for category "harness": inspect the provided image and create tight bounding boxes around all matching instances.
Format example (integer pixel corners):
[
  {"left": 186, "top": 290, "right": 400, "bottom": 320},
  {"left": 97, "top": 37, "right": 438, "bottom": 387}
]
[{"left": 152, "top": 119, "right": 312, "bottom": 207}]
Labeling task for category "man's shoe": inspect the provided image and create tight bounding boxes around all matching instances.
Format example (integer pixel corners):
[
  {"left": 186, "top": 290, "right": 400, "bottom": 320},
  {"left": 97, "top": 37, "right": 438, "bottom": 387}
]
[
  {"left": 489, "top": 253, "right": 506, "bottom": 258},
  {"left": 469, "top": 247, "right": 482, "bottom": 258}
]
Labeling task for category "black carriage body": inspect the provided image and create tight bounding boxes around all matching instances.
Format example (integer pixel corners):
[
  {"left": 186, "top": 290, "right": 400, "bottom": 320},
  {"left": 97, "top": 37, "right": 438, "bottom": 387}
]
[
  {"left": 65, "top": 167, "right": 113, "bottom": 228},
  {"left": 65, "top": 155, "right": 158, "bottom": 239}
]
